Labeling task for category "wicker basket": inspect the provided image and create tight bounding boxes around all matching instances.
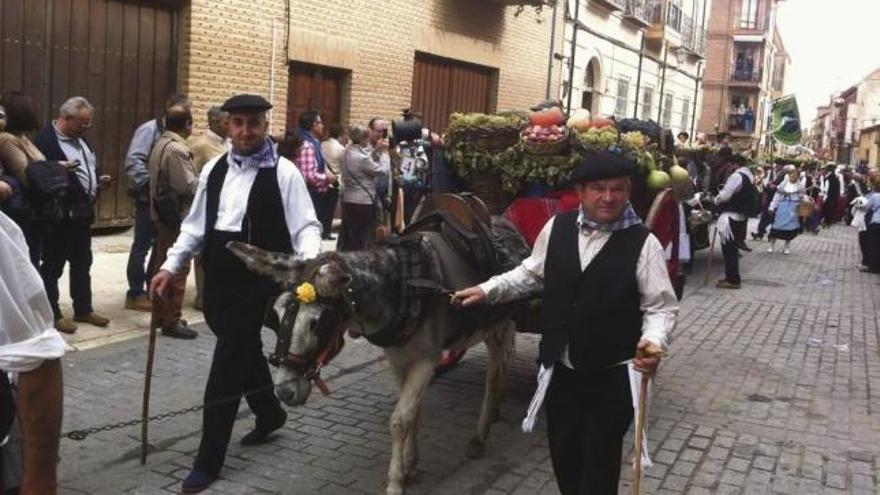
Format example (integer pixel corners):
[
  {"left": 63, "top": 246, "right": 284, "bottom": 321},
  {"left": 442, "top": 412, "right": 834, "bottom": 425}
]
[
  {"left": 797, "top": 200, "right": 815, "bottom": 218},
  {"left": 466, "top": 172, "right": 515, "bottom": 215},
  {"left": 446, "top": 126, "right": 522, "bottom": 153},
  {"left": 520, "top": 127, "right": 571, "bottom": 156}
]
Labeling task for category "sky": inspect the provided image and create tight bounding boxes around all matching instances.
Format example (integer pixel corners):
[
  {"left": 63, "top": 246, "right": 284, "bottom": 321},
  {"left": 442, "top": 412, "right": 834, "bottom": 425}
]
[{"left": 776, "top": 0, "right": 879, "bottom": 125}]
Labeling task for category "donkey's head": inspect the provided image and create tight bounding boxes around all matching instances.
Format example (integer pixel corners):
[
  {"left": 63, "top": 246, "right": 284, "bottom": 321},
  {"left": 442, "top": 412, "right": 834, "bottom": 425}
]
[{"left": 227, "top": 242, "right": 353, "bottom": 406}]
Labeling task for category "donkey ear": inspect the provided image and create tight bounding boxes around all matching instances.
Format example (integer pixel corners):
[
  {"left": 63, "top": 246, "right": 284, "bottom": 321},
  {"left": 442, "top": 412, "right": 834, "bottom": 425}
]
[
  {"left": 314, "top": 260, "right": 352, "bottom": 297},
  {"left": 226, "top": 241, "right": 305, "bottom": 285}
]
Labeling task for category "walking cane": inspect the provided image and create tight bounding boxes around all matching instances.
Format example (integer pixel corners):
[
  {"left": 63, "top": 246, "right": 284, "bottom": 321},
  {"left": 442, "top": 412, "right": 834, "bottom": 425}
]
[
  {"left": 632, "top": 375, "right": 649, "bottom": 495},
  {"left": 632, "top": 345, "right": 661, "bottom": 495},
  {"left": 141, "top": 312, "right": 158, "bottom": 465}
]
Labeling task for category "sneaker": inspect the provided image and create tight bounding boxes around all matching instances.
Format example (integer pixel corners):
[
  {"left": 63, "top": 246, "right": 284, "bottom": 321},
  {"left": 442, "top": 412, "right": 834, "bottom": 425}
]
[
  {"left": 181, "top": 470, "right": 217, "bottom": 493},
  {"left": 783, "top": 248, "right": 791, "bottom": 255},
  {"left": 74, "top": 312, "right": 110, "bottom": 327},
  {"left": 161, "top": 322, "right": 198, "bottom": 340},
  {"left": 55, "top": 318, "right": 78, "bottom": 334},
  {"left": 767, "top": 247, "right": 774, "bottom": 253},
  {"left": 715, "top": 280, "right": 741, "bottom": 289},
  {"left": 125, "top": 294, "right": 151, "bottom": 312}
]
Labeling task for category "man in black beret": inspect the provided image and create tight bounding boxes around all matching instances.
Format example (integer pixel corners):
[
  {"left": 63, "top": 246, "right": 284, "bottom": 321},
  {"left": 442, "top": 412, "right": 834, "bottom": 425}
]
[
  {"left": 151, "top": 94, "right": 322, "bottom": 492},
  {"left": 452, "top": 151, "right": 678, "bottom": 493}
]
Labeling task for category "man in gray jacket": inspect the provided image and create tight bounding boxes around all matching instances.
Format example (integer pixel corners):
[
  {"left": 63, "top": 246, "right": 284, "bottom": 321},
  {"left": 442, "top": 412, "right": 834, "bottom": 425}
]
[{"left": 124, "top": 93, "right": 190, "bottom": 312}]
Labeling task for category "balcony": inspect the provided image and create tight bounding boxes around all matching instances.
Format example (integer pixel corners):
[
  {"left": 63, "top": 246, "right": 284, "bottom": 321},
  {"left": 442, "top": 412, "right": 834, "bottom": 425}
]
[
  {"left": 591, "top": 0, "right": 626, "bottom": 11},
  {"left": 730, "top": 61, "right": 762, "bottom": 88},
  {"left": 623, "top": 0, "right": 655, "bottom": 28},
  {"left": 644, "top": 0, "right": 688, "bottom": 48},
  {"left": 727, "top": 113, "right": 757, "bottom": 135},
  {"left": 483, "top": 0, "right": 553, "bottom": 6}
]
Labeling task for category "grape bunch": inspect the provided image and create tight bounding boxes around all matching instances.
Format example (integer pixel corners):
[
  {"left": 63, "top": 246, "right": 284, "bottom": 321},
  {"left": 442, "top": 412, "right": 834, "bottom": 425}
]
[
  {"left": 620, "top": 131, "right": 647, "bottom": 152},
  {"left": 576, "top": 127, "right": 618, "bottom": 153}
]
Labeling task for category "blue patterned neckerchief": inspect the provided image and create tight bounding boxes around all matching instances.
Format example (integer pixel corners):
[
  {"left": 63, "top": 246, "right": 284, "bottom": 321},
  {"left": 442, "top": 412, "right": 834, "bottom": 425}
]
[
  {"left": 230, "top": 138, "right": 277, "bottom": 169},
  {"left": 577, "top": 203, "right": 642, "bottom": 233}
]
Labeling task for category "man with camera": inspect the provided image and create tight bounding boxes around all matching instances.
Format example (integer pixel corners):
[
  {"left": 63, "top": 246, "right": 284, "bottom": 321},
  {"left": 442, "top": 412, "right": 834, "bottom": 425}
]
[{"left": 148, "top": 106, "right": 199, "bottom": 340}]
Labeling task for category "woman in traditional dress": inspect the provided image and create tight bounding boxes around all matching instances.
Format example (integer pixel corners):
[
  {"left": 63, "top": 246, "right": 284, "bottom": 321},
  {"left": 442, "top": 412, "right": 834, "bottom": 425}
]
[{"left": 768, "top": 165, "right": 809, "bottom": 254}]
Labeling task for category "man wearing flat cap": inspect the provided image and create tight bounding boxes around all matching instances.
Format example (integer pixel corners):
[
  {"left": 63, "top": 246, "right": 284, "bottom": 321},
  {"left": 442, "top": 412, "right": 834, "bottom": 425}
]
[
  {"left": 453, "top": 151, "right": 678, "bottom": 494},
  {"left": 150, "top": 94, "right": 322, "bottom": 492}
]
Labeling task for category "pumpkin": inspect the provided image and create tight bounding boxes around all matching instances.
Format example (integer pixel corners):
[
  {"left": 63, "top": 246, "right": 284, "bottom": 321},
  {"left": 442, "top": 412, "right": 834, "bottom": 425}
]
[
  {"left": 529, "top": 106, "right": 566, "bottom": 127},
  {"left": 566, "top": 108, "right": 591, "bottom": 132}
]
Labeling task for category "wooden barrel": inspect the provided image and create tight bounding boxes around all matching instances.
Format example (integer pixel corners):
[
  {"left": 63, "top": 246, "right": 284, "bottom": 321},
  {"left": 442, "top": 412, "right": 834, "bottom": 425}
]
[{"left": 797, "top": 201, "right": 815, "bottom": 218}]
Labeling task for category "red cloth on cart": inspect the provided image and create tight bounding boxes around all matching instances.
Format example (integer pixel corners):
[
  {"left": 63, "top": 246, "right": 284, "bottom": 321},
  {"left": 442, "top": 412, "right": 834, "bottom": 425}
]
[{"left": 504, "top": 191, "right": 579, "bottom": 247}]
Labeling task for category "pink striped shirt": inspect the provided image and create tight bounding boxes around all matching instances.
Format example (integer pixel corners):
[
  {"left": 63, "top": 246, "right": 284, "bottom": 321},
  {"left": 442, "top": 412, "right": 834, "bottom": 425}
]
[{"left": 295, "top": 140, "right": 331, "bottom": 192}]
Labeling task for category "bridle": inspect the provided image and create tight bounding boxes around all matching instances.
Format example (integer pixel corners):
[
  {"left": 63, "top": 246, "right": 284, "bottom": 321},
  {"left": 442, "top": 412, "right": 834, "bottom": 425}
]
[{"left": 267, "top": 289, "right": 353, "bottom": 396}]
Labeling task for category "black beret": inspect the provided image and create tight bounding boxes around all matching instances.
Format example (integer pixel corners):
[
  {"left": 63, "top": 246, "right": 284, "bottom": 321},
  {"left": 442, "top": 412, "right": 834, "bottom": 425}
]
[
  {"left": 570, "top": 151, "right": 637, "bottom": 183},
  {"left": 221, "top": 94, "right": 272, "bottom": 113}
]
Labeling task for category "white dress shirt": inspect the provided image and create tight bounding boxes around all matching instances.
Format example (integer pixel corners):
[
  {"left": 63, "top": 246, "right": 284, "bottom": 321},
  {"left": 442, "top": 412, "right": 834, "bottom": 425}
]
[
  {"left": 0, "top": 211, "right": 66, "bottom": 373},
  {"left": 161, "top": 155, "right": 323, "bottom": 274},
  {"left": 53, "top": 122, "right": 98, "bottom": 199},
  {"left": 479, "top": 215, "right": 678, "bottom": 354}
]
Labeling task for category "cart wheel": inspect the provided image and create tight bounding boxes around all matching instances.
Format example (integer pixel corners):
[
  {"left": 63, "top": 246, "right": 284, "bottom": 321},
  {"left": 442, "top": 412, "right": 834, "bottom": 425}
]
[{"left": 435, "top": 349, "right": 466, "bottom": 375}]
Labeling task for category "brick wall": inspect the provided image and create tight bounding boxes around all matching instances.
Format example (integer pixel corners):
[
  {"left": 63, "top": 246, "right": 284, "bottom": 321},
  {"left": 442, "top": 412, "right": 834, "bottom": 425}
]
[{"left": 178, "top": 0, "right": 290, "bottom": 134}]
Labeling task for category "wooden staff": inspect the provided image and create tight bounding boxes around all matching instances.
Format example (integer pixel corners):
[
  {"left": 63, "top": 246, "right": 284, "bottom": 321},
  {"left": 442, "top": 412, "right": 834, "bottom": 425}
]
[
  {"left": 703, "top": 225, "right": 717, "bottom": 285},
  {"left": 632, "top": 375, "right": 649, "bottom": 495},
  {"left": 141, "top": 311, "right": 158, "bottom": 465}
]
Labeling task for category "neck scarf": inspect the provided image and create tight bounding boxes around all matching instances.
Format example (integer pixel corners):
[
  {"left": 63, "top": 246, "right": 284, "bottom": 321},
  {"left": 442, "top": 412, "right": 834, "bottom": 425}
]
[
  {"left": 577, "top": 202, "right": 642, "bottom": 233},
  {"left": 230, "top": 138, "right": 277, "bottom": 169},
  {"left": 301, "top": 129, "right": 326, "bottom": 173}
]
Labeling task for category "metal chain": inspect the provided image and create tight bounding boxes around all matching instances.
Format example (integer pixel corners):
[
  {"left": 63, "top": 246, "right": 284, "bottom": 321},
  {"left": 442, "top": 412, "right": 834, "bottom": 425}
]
[{"left": 62, "top": 378, "right": 293, "bottom": 441}]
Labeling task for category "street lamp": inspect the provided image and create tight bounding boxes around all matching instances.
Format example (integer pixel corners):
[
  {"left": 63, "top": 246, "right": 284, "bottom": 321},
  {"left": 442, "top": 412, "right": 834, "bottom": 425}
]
[{"left": 674, "top": 47, "right": 688, "bottom": 66}]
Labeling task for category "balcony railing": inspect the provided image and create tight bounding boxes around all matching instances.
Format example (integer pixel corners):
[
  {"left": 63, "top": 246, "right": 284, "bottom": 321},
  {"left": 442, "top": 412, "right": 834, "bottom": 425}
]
[
  {"left": 727, "top": 112, "right": 757, "bottom": 134},
  {"left": 649, "top": 1, "right": 693, "bottom": 37},
  {"left": 592, "top": 0, "right": 626, "bottom": 11},
  {"left": 623, "top": 0, "right": 655, "bottom": 27},
  {"left": 730, "top": 61, "right": 761, "bottom": 83}
]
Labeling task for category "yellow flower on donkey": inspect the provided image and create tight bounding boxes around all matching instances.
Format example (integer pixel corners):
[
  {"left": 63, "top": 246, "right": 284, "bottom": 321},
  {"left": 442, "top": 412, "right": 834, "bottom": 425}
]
[{"left": 296, "top": 282, "right": 317, "bottom": 304}]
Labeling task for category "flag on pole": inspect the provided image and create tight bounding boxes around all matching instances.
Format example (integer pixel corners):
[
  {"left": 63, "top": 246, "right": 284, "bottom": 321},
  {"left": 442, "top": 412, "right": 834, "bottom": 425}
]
[{"left": 771, "top": 95, "right": 802, "bottom": 145}]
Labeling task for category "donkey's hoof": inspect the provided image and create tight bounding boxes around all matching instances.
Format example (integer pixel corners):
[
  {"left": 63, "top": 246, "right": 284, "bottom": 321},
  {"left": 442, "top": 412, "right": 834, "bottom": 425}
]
[{"left": 466, "top": 437, "right": 486, "bottom": 459}]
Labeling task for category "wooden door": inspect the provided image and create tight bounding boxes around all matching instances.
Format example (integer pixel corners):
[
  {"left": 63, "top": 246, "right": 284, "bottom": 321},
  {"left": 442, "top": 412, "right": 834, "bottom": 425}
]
[
  {"left": 411, "top": 53, "right": 496, "bottom": 133},
  {"left": 0, "top": 0, "right": 178, "bottom": 227},
  {"left": 286, "top": 63, "right": 346, "bottom": 135}
]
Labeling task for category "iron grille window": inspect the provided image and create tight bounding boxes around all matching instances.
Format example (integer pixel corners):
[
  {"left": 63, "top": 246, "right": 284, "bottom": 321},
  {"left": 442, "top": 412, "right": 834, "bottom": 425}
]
[
  {"left": 662, "top": 93, "right": 673, "bottom": 127},
  {"left": 615, "top": 78, "right": 630, "bottom": 118},
  {"left": 641, "top": 87, "right": 655, "bottom": 121},
  {"left": 681, "top": 98, "right": 691, "bottom": 131}
]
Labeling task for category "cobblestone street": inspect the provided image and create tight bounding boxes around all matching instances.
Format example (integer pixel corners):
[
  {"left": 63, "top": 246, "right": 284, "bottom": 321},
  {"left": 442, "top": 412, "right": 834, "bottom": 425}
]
[{"left": 57, "top": 224, "right": 880, "bottom": 494}]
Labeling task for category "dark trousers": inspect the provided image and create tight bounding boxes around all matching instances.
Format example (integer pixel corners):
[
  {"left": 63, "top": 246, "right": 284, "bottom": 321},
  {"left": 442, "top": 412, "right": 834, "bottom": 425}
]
[
  {"left": 721, "top": 219, "right": 746, "bottom": 284},
  {"left": 126, "top": 199, "right": 155, "bottom": 297},
  {"left": 194, "top": 232, "right": 284, "bottom": 476},
  {"left": 40, "top": 220, "right": 93, "bottom": 319},
  {"left": 309, "top": 187, "right": 339, "bottom": 237},
  {"left": 546, "top": 364, "right": 634, "bottom": 495},
  {"left": 756, "top": 210, "right": 773, "bottom": 237},
  {"left": 338, "top": 202, "right": 375, "bottom": 251},
  {"left": 859, "top": 230, "right": 869, "bottom": 266},
  {"left": 866, "top": 225, "right": 880, "bottom": 273}
]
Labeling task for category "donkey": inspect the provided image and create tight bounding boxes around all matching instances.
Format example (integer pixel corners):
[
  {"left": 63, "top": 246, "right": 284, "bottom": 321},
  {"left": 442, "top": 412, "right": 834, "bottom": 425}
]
[{"left": 227, "top": 216, "right": 531, "bottom": 495}]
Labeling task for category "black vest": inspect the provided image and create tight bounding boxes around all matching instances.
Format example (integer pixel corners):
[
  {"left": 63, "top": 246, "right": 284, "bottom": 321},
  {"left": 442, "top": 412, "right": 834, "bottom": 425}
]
[
  {"left": 204, "top": 154, "right": 292, "bottom": 261},
  {"left": 721, "top": 172, "right": 755, "bottom": 215},
  {"left": 539, "top": 211, "right": 649, "bottom": 371}
]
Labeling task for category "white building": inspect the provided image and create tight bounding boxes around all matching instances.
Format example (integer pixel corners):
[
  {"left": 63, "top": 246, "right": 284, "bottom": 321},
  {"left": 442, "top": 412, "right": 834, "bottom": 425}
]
[{"left": 556, "top": 0, "right": 709, "bottom": 138}]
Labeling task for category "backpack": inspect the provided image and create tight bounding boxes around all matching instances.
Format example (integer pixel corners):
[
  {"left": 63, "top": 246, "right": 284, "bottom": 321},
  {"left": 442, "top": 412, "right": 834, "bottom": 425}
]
[{"left": 738, "top": 172, "right": 762, "bottom": 217}]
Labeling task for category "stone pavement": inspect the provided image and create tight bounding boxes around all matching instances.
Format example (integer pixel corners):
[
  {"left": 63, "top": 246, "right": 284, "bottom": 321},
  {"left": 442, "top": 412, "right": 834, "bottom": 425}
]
[{"left": 56, "top": 223, "right": 880, "bottom": 494}]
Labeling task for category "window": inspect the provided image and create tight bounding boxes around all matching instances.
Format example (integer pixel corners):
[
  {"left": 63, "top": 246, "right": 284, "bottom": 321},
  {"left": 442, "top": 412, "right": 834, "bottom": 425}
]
[
  {"left": 615, "top": 78, "right": 630, "bottom": 118},
  {"left": 740, "top": 0, "right": 758, "bottom": 29},
  {"left": 641, "top": 87, "right": 654, "bottom": 121},
  {"left": 681, "top": 98, "right": 691, "bottom": 131},
  {"left": 662, "top": 93, "right": 673, "bottom": 127}
]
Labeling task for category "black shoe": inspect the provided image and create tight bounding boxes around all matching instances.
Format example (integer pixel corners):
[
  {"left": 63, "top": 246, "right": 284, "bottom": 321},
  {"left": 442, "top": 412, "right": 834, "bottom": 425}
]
[
  {"left": 241, "top": 410, "right": 287, "bottom": 446},
  {"left": 161, "top": 323, "right": 198, "bottom": 340},
  {"left": 751, "top": 232, "right": 763, "bottom": 241},
  {"left": 322, "top": 234, "right": 337, "bottom": 241},
  {"left": 737, "top": 242, "right": 752, "bottom": 252},
  {"left": 181, "top": 470, "right": 217, "bottom": 493}
]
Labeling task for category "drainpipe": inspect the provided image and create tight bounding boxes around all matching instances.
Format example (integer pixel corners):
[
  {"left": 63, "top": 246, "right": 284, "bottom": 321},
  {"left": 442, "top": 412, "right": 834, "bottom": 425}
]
[
  {"left": 657, "top": 42, "right": 669, "bottom": 122},
  {"left": 690, "top": 59, "right": 703, "bottom": 137},
  {"left": 268, "top": 18, "right": 278, "bottom": 128},
  {"left": 633, "top": 31, "right": 646, "bottom": 119},
  {"left": 566, "top": 0, "right": 581, "bottom": 114},
  {"left": 546, "top": 1, "right": 559, "bottom": 99}
]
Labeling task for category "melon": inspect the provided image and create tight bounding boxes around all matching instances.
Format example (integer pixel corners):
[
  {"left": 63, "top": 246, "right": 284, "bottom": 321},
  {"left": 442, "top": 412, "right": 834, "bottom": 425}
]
[{"left": 647, "top": 170, "right": 671, "bottom": 190}]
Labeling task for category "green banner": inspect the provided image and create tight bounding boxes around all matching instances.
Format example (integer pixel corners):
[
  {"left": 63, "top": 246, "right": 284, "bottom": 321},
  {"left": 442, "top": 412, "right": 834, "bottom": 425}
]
[{"left": 771, "top": 95, "right": 802, "bottom": 146}]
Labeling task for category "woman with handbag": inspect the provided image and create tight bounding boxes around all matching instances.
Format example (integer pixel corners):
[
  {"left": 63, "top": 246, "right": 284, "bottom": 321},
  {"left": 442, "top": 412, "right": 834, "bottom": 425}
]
[
  {"left": 338, "top": 124, "right": 384, "bottom": 251},
  {"left": 0, "top": 92, "right": 45, "bottom": 265}
]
